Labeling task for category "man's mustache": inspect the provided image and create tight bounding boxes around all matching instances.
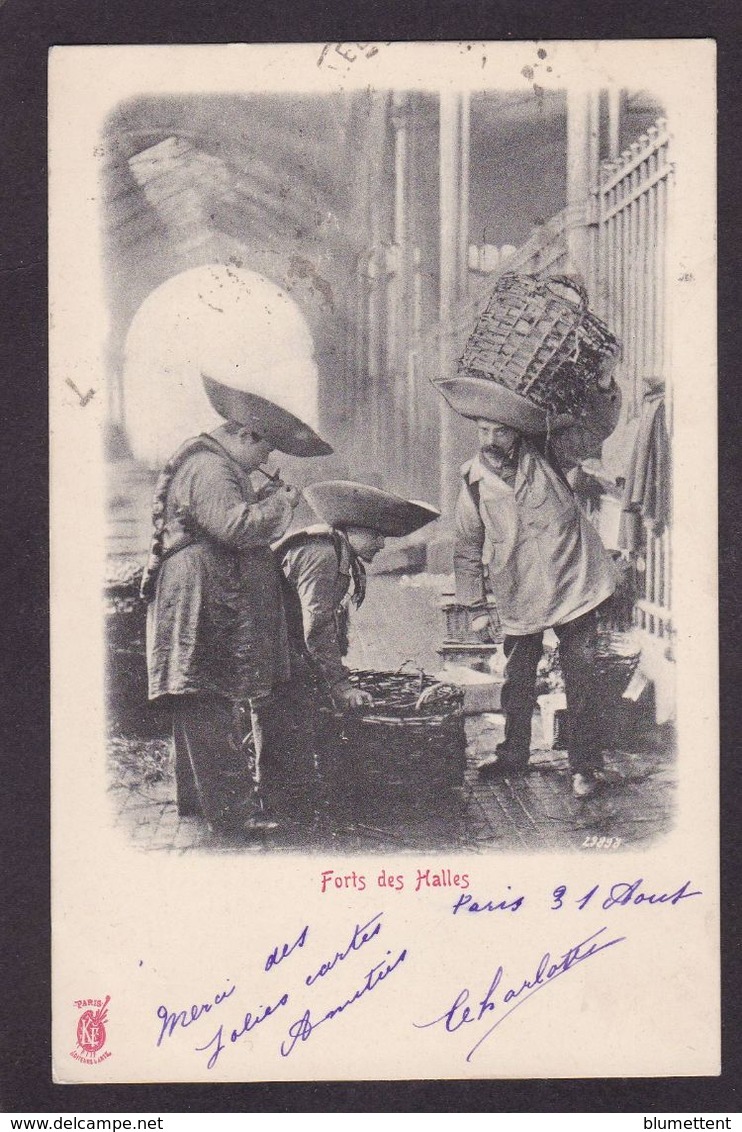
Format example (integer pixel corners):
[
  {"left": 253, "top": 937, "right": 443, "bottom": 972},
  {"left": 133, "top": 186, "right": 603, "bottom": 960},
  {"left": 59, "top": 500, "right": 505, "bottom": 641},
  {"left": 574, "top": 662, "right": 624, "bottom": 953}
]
[{"left": 482, "top": 441, "right": 515, "bottom": 456}]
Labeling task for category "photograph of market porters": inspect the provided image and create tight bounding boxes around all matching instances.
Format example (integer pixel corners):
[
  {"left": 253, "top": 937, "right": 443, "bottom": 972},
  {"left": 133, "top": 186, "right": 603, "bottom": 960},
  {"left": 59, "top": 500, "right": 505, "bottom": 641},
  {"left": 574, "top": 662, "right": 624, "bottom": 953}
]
[{"left": 102, "top": 83, "right": 675, "bottom": 853}]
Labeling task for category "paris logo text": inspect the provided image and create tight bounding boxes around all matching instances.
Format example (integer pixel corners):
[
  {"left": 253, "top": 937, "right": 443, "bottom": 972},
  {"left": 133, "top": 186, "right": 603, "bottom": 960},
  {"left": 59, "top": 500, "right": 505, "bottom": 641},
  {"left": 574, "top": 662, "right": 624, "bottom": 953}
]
[{"left": 70, "top": 995, "right": 112, "bottom": 1064}]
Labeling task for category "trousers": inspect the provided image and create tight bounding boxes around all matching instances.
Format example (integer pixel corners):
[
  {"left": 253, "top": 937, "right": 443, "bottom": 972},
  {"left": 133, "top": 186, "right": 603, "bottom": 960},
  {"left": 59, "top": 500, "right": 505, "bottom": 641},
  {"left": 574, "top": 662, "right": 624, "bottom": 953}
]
[
  {"left": 249, "top": 664, "right": 354, "bottom": 822},
  {"left": 172, "top": 695, "right": 252, "bottom": 831},
  {"left": 501, "top": 608, "right": 603, "bottom": 775},
  {"left": 249, "top": 676, "right": 323, "bottom": 820}
]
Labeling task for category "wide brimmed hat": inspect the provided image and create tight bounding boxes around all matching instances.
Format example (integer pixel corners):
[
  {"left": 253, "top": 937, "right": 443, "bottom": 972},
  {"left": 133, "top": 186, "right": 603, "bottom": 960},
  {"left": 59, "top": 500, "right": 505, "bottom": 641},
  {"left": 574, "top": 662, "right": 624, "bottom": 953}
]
[
  {"left": 434, "top": 376, "right": 548, "bottom": 434},
  {"left": 304, "top": 481, "right": 440, "bottom": 537},
  {"left": 202, "top": 374, "right": 332, "bottom": 457}
]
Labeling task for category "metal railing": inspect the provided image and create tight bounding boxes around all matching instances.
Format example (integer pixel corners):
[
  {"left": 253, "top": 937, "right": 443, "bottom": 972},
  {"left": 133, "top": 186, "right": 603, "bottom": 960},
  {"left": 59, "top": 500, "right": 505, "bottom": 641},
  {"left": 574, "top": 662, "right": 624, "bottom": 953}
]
[
  {"left": 496, "top": 205, "right": 575, "bottom": 278},
  {"left": 635, "top": 524, "right": 672, "bottom": 642},
  {"left": 588, "top": 122, "right": 674, "bottom": 647},
  {"left": 588, "top": 120, "right": 673, "bottom": 420}
]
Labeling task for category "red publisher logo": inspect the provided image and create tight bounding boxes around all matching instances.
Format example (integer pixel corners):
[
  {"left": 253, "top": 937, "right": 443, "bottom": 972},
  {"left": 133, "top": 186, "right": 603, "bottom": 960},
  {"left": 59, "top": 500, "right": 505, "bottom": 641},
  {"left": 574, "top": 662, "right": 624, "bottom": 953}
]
[{"left": 70, "top": 996, "right": 112, "bottom": 1064}]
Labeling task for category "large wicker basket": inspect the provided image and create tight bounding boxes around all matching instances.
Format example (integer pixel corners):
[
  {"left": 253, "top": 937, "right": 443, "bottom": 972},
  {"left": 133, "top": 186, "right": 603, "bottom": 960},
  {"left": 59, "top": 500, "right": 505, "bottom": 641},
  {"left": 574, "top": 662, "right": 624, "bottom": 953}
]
[
  {"left": 459, "top": 273, "right": 620, "bottom": 419},
  {"left": 333, "top": 669, "right": 466, "bottom": 794}
]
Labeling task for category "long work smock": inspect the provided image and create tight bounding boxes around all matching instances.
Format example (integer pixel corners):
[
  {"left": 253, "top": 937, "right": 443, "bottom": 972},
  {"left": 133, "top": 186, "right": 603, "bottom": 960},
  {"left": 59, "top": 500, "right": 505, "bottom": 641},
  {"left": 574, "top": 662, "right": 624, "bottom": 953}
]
[
  {"left": 146, "top": 438, "right": 293, "bottom": 703},
  {"left": 454, "top": 386, "right": 621, "bottom": 637}
]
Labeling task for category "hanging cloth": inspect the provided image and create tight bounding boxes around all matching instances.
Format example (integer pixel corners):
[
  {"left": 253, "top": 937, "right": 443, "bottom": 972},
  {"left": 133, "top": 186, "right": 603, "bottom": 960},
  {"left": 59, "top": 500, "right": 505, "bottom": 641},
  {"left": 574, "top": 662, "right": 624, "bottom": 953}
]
[{"left": 618, "top": 388, "right": 670, "bottom": 551}]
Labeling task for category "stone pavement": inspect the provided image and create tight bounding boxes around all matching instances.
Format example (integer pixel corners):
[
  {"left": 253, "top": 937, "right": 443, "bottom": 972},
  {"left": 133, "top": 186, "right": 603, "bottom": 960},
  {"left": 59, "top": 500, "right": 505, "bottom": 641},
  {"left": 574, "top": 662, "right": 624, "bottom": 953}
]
[
  {"left": 107, "top": 716, "right": 675, "bottom": 857},
  {"left": 107, "top": 573, "right": 676, "bottom": 855}
]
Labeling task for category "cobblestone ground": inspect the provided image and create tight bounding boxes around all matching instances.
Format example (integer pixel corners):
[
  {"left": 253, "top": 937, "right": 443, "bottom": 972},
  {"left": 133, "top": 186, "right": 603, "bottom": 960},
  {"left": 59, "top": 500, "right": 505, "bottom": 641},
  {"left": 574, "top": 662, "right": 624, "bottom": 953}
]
[{"left": 107, "top": 574, "right": 676, "bottom": 856}]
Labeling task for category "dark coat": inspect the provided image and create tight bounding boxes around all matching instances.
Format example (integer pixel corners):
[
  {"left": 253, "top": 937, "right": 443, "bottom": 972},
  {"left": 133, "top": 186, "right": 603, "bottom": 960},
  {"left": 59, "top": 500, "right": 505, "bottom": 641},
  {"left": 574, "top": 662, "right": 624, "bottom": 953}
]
[{"left": 146, "top": 438, "right": 292, "bottom": 703}]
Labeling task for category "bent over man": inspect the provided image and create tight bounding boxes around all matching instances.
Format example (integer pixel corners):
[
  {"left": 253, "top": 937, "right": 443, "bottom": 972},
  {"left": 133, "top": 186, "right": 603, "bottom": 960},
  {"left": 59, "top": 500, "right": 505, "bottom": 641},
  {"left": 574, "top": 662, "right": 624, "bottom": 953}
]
[
  {"left": 141, "top": 373, "right": 331, "bottom": 841},
  {"left": 254, "top": 482, "right": 439, "bottom": 824}
]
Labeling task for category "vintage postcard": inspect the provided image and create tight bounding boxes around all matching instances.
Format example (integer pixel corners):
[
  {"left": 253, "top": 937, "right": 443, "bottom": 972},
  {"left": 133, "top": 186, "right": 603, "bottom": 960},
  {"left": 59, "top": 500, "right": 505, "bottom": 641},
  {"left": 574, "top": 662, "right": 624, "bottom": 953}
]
[{"left": 49, "top": 40, "right": 718, "bottom": 1081}]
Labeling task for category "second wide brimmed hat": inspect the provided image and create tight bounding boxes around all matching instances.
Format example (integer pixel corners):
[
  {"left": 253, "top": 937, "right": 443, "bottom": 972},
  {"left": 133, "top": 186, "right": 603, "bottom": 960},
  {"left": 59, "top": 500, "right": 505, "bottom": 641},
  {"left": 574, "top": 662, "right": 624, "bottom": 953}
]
[
  {"left": 304, "top": 481, "right": 440, "bottom": 537},
  {"left": 203, "top": 374, "right": 332, "bottom": 457}
]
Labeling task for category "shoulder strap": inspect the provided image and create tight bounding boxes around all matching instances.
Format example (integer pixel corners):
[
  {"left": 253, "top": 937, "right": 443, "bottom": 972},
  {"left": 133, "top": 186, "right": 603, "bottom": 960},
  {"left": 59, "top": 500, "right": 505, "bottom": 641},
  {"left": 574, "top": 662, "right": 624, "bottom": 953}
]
[
  {"left": 139, "top": 435, "right": 227, "bottom": 602},
  {"left": 275, "top": 526, "right": 366, "bottom": 610},
  {"left": 464, "top": 473, "right": 481, "bottom": 512},
  {"left": 331, "top": 528, "right": 367, "bottom": 608},
  {"left": 273, "top": 525, "right": 334, "bottom": 558},
  {"left": 533, "top": 433, "right": 574, "bottom": 493},
  {"left": 462, "top": 461, "right": 484, "bottom": 511}
]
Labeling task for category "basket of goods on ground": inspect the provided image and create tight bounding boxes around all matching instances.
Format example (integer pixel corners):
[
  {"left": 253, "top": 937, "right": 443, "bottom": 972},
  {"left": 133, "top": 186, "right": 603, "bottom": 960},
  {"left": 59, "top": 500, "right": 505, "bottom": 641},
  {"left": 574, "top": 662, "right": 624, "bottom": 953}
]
[
  {"left": 330, "top": 668, "right": 466, "bottom": 798},
  {"left": 452, "top": 273, "right": 620, "bottom": 423},
  {"left": 538, "top": 630, "right": 648, "bottom": 750},
  {"left": 105, "top": 559, "right": 168, "bottom": 738}
]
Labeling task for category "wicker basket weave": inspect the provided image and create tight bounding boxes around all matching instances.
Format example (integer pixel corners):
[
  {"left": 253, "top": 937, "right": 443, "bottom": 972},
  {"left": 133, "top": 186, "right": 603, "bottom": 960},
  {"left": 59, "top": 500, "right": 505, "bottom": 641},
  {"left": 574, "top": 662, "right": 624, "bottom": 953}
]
[
  {"left": 335, "top": 669, "right": 466, "bottom": 792},
  {"left": 459, "top": 274, "right": 620, "bottom": 419}
]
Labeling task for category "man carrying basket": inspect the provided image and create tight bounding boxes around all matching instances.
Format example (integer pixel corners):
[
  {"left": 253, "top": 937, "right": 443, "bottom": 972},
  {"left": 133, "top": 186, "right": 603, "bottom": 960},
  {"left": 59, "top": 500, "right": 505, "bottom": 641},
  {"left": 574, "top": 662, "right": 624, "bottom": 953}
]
[{"left": 434, "top": 274, "right": 622, "bottom": 798}]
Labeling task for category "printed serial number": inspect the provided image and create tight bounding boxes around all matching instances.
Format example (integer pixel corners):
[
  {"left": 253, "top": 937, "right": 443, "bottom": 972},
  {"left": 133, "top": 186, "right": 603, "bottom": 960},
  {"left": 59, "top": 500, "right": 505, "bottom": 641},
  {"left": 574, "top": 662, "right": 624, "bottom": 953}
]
[{"left": 581, "top": 835, "right": 623, "bottom": 850}]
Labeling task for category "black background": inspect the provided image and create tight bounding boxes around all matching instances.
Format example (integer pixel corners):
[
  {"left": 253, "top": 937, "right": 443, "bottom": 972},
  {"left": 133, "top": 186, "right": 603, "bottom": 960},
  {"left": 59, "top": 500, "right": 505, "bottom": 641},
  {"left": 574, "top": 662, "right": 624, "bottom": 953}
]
[{"left": 1, "top": 0, "right": 739, "bottom": 1114}]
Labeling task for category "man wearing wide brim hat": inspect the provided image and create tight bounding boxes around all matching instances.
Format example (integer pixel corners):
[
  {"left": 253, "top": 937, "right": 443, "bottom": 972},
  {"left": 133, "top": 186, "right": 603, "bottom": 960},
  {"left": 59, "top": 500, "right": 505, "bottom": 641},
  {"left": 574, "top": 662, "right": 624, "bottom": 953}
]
[
  {"left": 142, "top": 373, "right": 332, "bottom": 843},
  {"left": 434, "top": 291, "right": 622, "bottom": 799},
  {"left": 252, "top": 481, "right": 439, "bottom": 825}
]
